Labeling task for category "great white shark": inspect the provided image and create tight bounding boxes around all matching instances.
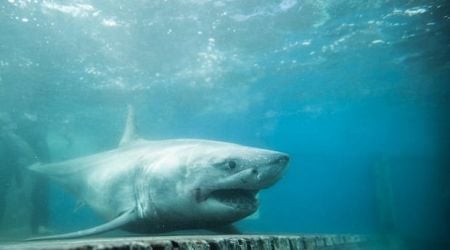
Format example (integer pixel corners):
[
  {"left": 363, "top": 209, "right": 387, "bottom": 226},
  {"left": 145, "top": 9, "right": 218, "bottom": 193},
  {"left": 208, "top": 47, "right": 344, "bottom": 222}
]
[{"left": 28, "top": 106, "right": 289, "bottom": 240}]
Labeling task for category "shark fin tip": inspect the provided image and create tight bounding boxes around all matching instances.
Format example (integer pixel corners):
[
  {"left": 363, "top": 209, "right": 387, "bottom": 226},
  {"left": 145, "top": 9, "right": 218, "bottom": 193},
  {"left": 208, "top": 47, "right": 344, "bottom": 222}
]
[{"left": 119, "top": 104, "right": 139, "bottom": 147}]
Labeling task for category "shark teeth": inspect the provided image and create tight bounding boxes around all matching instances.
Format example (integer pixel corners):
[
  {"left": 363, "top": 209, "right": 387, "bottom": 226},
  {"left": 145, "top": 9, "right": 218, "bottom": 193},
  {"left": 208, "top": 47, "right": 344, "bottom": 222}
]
[{"left": 208, "top": 189, "right": 258, "bottom": 210}]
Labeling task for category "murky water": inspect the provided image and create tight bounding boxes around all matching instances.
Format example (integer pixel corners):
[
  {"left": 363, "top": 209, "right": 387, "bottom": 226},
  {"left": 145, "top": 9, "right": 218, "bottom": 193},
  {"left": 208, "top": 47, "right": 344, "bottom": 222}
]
[{"left": 0, "top": 0, "right": 449, "bottom": 248}]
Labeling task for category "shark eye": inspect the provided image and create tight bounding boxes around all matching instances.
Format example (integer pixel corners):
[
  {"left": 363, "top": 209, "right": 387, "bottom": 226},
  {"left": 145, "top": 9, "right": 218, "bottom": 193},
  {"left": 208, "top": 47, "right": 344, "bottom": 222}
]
[{"left": 228, "top": 160, "right": 237, "bottom": 170}]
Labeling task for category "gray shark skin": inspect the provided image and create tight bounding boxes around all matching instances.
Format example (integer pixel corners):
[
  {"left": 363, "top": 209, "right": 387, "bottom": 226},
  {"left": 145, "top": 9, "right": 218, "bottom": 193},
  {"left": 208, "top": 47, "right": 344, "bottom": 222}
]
[{"left": 28, "top": 107, "right": 289, "bottom": 240}]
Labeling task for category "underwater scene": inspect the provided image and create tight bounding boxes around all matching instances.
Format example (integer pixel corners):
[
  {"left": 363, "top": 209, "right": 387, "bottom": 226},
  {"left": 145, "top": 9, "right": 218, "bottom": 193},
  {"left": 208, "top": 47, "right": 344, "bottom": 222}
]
[{"left": 0, "top": 0, "right": 449, "bottom": 248}]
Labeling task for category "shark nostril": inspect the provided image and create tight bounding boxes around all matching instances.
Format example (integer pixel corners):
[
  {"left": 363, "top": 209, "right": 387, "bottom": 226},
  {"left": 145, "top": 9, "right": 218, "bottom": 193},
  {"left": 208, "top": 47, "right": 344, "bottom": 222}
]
[
  {"left": 270, "top": 155, "right": 289, "bottom": 165},
  {"left": 251, "top": 169, "right": 258, "bottom": 175},
  {"left": 277, "top": 155, "right": 289, "bottom": 165}
]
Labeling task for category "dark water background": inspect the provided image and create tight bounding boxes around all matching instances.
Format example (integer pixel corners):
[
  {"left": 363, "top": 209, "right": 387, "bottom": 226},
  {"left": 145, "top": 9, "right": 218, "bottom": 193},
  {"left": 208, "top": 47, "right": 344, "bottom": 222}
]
[{"left": 1, "top": 0, "right": 449, "bottom": 247}]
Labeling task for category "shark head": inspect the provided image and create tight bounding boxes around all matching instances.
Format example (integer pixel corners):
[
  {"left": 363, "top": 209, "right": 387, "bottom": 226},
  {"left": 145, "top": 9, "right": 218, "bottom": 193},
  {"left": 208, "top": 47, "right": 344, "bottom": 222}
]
[{"left": 139, "top": 139, "right": 289, "bottom": 229}]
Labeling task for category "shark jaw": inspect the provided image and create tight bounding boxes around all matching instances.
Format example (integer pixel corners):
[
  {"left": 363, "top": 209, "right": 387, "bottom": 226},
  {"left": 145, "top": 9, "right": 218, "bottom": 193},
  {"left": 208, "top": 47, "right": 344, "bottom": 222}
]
[
  {"left": 195, "top": 187, "right": 259, "bottom": 212},
  {"left": 208, "top": 189, "right": 259, "bottom": 211}
]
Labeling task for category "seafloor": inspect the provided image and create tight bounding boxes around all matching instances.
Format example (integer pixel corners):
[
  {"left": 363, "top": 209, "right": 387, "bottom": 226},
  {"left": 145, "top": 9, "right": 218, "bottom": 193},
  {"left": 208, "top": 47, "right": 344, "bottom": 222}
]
[{"left": 0, "top": 234, "right": 377, "bottom": 250}]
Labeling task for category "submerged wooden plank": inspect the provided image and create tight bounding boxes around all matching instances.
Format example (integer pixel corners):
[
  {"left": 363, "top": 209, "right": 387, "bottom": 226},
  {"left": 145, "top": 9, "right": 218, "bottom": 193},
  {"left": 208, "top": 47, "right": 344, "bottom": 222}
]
[{"left": 0, "top": 234, "right": 375, "bottom": 250}]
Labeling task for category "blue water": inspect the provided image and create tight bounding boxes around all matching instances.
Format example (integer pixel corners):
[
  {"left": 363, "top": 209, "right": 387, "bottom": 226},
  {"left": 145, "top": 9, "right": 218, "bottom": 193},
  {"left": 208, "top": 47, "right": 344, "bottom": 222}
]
[{"left": 1, "top": 0, "right": 449, "bottom": 246}]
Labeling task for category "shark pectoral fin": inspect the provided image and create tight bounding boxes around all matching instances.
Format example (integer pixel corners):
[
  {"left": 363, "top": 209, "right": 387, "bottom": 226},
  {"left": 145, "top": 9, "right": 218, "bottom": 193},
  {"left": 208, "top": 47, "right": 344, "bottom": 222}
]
[{"left": 26, "top": 209, "right": 138, "bottom": 241}]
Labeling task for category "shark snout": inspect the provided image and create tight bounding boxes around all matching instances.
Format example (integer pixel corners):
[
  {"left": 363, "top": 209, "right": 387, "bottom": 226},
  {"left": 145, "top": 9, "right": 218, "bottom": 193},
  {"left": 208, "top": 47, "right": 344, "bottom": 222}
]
[
  {"left": 270, "top": 154, "right": 289, "bottom": 166},
  {"left": 232, "top": 152, "right": 289, "bottom": 190},
  {"left": 254, "top": 153, "right": 289, "bottom": 187}
]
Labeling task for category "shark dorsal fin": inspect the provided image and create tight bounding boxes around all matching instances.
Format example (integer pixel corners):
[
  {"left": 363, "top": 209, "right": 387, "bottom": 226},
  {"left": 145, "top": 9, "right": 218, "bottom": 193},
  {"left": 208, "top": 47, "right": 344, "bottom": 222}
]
[{"left": 119, "top": 104, "right": 138, "bottom": 147}]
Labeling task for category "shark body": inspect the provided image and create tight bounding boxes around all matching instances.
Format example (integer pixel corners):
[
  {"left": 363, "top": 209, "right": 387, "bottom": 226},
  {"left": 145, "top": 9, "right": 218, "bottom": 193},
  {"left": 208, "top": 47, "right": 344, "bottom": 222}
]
[{"left": 29, "top": 107, "right": 289, "bottom": 240}]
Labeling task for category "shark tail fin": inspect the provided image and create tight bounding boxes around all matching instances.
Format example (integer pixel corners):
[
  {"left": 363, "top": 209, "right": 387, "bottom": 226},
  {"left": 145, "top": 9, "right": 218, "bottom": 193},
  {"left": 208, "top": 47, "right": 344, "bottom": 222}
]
[
  {"left": 28, "top": 162, "right": 67, "bottom": 177},
  {"left": 119, "top": 104, "right": 139, "bottom": 147},
  {"left": 28, "top": 162, "right": 42, "bottom": 171},
  {"left": 26, "top": 208, "right": 137, "bottom": 241}
]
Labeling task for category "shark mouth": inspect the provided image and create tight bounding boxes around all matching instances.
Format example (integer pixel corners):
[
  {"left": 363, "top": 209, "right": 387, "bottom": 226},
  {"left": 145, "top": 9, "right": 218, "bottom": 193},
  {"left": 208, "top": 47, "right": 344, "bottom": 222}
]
[{"left": 195, "top": 188, "right": 258, "bottom": 210}]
